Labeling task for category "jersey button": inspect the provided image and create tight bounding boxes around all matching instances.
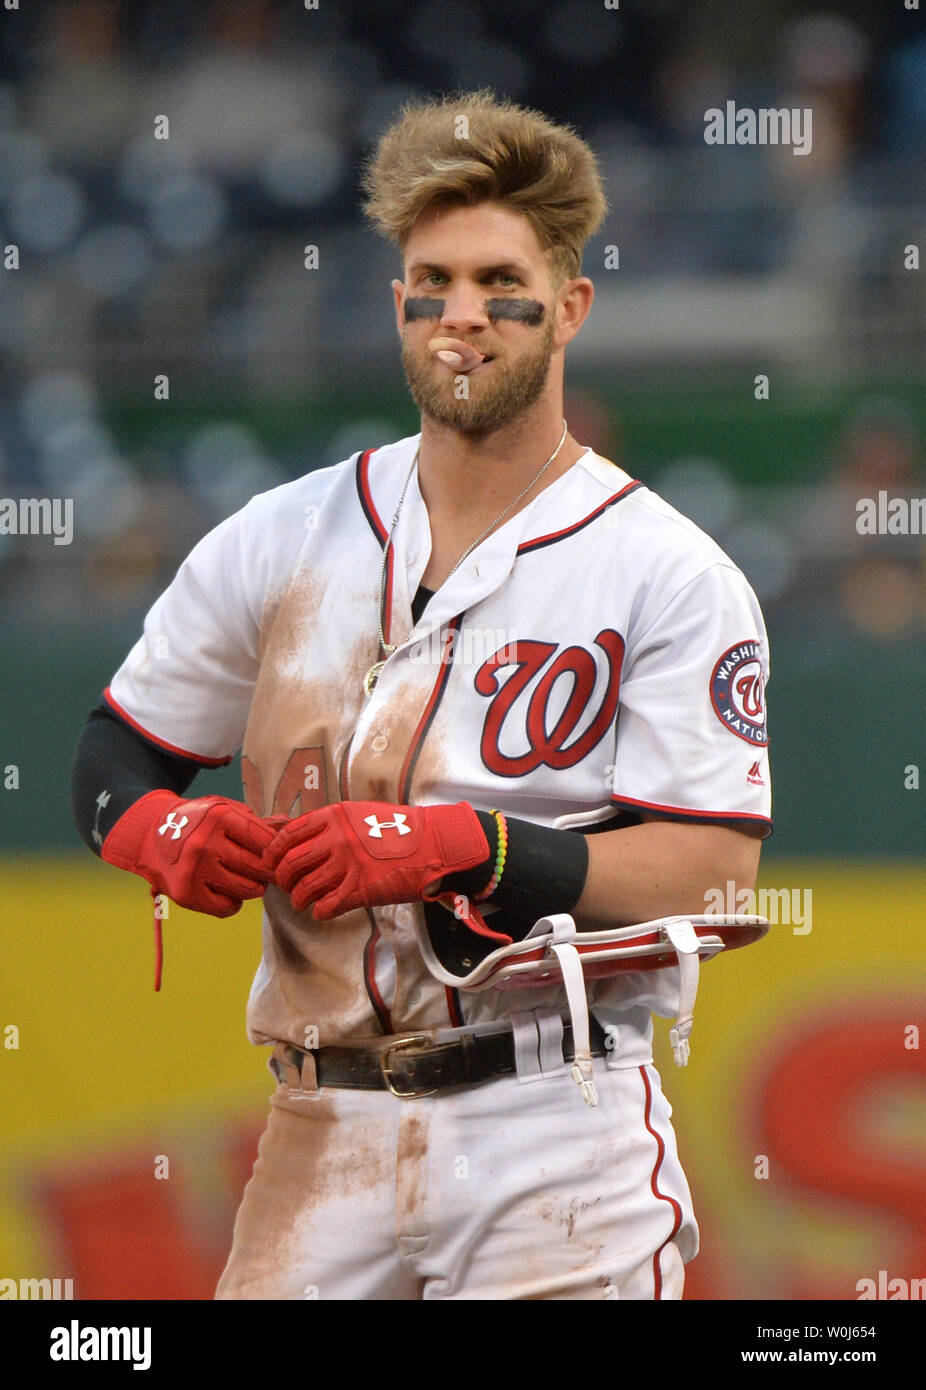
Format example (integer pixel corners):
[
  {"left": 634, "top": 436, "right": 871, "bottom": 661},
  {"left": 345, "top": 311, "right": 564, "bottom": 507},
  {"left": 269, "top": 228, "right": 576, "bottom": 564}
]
[{"left": 371, "top": 734, "right": 389, "bottom": 752}]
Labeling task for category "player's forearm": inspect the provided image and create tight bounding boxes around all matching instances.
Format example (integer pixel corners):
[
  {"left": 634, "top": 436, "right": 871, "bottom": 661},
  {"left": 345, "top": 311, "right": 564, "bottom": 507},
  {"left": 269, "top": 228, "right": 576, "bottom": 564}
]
[
  {"left": 70, "top": 707, "right": 202, "bottom": 855},
  {"left": 574, "top": 821, "right": 762, "bottom": 928}
]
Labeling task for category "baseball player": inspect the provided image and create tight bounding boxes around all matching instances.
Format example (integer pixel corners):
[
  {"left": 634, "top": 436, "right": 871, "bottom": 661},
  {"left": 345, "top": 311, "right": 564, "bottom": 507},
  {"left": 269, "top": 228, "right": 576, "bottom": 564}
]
[{"left": 70, "top": 91, "right": 772, "bottom": 1300}]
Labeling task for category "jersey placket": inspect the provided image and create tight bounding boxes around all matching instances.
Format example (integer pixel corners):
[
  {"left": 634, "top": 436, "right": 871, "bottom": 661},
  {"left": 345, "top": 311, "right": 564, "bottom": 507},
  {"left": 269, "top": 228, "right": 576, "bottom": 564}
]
[
  {"left": 344, "top": 479, "right": 525, "bottom": 1029},
  {"left": 346, "top": 478, "right": 527, "bottom": 801}
]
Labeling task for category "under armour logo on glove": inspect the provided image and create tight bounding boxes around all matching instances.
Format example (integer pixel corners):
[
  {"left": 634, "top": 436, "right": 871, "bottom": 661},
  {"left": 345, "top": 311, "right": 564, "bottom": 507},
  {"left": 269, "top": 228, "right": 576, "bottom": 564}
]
[
  {"left": 102, "top": 790, "right": 276, "bottom": 915},
  {"left": 158, "top": 812, "right": 189, "bottom": 840},
  {"left": 264, "top": 800, "right": 490, "bottom": 919},
  {"left": 364, "top": 813, "right": 411, "bottom": 839},
  {"left": 100, "top": 789, "right": 279, "bottom": 993}
]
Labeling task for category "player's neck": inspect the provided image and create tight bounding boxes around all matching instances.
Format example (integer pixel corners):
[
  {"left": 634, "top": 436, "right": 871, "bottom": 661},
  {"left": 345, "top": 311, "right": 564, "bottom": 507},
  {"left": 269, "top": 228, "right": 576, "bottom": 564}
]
[
  {"left": 415, "top": 401, "right": 585, "bottom": 591},
  {"left": 416, "top": 400, "right": 584, "bottom": 532}
]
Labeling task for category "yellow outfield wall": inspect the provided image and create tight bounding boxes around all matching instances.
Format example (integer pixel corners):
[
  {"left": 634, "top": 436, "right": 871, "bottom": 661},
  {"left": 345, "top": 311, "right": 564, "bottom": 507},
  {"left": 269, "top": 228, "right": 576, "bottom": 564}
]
[{"left": 0, "top": 856, "right": 923, "bottom": 1300}]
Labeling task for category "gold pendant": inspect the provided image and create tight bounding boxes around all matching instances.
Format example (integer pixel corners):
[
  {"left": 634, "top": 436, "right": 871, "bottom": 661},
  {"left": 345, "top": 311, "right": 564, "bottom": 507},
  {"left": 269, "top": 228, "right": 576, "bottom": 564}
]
[{"left": 364, "top": 661, "right": 385, "bottom": 697}]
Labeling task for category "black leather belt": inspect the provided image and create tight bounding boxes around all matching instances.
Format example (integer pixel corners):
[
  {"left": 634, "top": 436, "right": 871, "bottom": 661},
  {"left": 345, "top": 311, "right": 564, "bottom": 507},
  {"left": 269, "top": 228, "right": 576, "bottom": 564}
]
[{"left": 272, "top": 1018, "right": 608, "bottom": 1098}]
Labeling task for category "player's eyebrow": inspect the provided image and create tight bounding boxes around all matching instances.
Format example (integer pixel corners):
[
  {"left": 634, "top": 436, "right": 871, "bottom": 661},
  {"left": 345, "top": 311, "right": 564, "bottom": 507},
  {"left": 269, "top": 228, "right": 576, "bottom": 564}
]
[{"left": 407, "top": 259, "right": 532, "bottom": 279}]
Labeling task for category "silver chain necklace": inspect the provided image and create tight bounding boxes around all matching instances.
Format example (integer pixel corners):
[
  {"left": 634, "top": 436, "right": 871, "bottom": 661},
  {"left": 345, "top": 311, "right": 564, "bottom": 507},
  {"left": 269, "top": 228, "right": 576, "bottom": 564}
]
[{"left": 363, "top": 419, "right": 569, "bottom": 698}]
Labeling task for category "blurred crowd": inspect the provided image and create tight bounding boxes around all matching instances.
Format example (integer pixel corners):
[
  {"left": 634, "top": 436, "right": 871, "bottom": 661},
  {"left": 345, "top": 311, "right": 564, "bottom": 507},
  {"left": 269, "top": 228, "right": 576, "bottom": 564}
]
[
  {"left": 648, "top": 394, "right": 926, "bottom": 646},
  {"left": 0, "top": 0, "right": 923, "bottom": 643},
  {"left": 2, "top": 373, "right": 923, "bottom": 648}
]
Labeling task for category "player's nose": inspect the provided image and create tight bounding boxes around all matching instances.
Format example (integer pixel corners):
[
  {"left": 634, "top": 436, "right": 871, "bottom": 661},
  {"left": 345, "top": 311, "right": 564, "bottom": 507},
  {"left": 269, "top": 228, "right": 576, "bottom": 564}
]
[{"left": 438, "top": 282, "right": 490, "bottom": 335}]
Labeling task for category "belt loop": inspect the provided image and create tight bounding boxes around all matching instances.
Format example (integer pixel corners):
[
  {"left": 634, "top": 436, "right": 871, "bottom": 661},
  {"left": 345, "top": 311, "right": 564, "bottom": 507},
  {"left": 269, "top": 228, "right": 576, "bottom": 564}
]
[
  {"left": 298, "top": 1050, "right": 320, "bottom": 1093},
  {"left": 511, "top": 1011, "right": 544, "bottom": 1082},
  {"left": 270, "top": 1042, "right": 320, "bottom": 1098},
  {"left": 459, "top": 1031, "right": 477, "bottom": 1084},
  {"left": 536, "top": 1009, "right": 567, "bottom": 1075},
  {"left": 269, "top": 1042, "right": 302, "bottom": 1090}
]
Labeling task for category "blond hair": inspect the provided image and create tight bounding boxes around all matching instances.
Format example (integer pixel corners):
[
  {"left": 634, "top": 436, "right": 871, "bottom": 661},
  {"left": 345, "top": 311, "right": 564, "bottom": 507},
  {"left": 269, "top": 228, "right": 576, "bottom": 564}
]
[{"left": 361, "top": 89, "right": 607, "bottom": 284}]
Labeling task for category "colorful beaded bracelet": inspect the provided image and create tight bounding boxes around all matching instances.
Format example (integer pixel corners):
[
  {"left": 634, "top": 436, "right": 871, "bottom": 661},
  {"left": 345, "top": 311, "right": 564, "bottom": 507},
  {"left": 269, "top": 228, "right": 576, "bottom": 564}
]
[{"left": 475, "top": 809, "right": 508, "bottom": 900}]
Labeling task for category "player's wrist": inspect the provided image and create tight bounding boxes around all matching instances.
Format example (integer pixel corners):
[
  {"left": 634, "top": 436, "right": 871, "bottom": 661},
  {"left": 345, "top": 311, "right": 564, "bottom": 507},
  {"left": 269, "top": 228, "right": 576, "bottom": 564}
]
[
  {"left": 100, "top": 788, "right": 181, "bottom": 874},
  {"left": 438, "top": 811, "right": 589, "bottom": 920},
  {"left": 423, "top": 801, "right": 491, "bottom": 880},
  {"left": 434, "top": 808, "right": 497, "bottom": 898}
]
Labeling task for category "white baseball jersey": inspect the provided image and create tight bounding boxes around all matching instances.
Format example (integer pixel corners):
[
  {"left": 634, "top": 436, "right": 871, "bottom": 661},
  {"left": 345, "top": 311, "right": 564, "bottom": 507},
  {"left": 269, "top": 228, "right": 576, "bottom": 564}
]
[{"left": 106, "top": 434, "right": 772, "bottom": 1062}]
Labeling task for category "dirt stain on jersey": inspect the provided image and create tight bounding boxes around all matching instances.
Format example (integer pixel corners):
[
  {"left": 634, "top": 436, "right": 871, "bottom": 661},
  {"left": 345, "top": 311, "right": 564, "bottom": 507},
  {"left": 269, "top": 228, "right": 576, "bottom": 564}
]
[
  {"left": 243, "top": 563, "right": 474, "bottom": 1045},
  {"left": 348, "top": 672, "right": 432, "bottom": 803},
  {"left": 246, "top": 567, "right": 377, "bottom": 811}
]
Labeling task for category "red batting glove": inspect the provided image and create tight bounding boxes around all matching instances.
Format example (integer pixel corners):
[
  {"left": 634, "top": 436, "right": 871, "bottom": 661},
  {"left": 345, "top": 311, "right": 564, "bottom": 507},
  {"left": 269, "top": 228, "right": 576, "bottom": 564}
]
[
  {"left": 263, "top": 800, "right": 490, "bottom": 920},
  {"left": 101, "top": 789, "right": 277, "bottom": 918}
]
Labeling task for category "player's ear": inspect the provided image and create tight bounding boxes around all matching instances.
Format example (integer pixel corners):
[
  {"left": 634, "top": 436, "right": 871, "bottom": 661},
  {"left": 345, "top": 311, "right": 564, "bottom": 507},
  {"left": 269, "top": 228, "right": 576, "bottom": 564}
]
[
  {"left": 554, "top": 277, "right": 595, "bottom": 350},
  {"left": 392, "top": 279, "right": 406, "bottom": 337}
]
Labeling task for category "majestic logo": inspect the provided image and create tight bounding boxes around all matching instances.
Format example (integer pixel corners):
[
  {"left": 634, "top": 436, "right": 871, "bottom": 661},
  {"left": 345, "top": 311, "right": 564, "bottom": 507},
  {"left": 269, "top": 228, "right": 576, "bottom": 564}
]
[
  {"left": 747, "top": 760, "right": 765, "bottom": 786},
  {"left": 157, "top": 813, "right": 189, "bottom": 840},
  {"left": 364, "top": 813, "right": 411, "bottom": 839},
  {"left": 710, "top": 641, "right": 768, "bottom": 746},
  {"left": 475, "top": 631, "right": 624, "bottom": 777}
]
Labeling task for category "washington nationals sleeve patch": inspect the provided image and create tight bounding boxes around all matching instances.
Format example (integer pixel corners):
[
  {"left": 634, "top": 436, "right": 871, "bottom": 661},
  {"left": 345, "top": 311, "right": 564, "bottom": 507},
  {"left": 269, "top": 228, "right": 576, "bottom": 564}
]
[{"left": 709, "top": 639, "right": 768, "bottom": 746}]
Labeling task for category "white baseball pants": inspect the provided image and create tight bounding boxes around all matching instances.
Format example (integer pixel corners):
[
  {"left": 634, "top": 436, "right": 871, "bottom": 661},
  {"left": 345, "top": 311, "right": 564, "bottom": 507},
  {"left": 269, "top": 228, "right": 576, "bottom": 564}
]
[{"left": 216, "top": 1049, "right": 698, "bottom": 1301}]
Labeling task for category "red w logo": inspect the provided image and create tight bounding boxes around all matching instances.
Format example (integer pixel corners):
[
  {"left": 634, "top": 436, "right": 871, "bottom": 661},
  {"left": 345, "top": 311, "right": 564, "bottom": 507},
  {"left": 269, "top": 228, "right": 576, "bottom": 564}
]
[
  {"left": 736, "top": 672, "right": 764, "bottom": 718},
  {"left": 475, "top": 630, "right": 624, "bottom": 777}
]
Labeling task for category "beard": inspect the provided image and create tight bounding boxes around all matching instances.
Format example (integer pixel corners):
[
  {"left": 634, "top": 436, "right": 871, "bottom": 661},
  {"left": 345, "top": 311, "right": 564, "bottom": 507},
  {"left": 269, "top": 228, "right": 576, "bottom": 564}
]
[{"left": 400, "top": 317, "right": 557, "bottom": 438}]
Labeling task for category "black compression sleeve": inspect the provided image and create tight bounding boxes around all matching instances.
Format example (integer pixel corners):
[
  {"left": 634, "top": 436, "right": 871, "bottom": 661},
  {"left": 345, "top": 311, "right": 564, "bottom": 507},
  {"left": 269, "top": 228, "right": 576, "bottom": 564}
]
[
  {"left": 442, "top": 809, "right": 590, "bottom": 930},
  {"left": 70, "top": 705, "right": 207, "bottom": 855}
]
